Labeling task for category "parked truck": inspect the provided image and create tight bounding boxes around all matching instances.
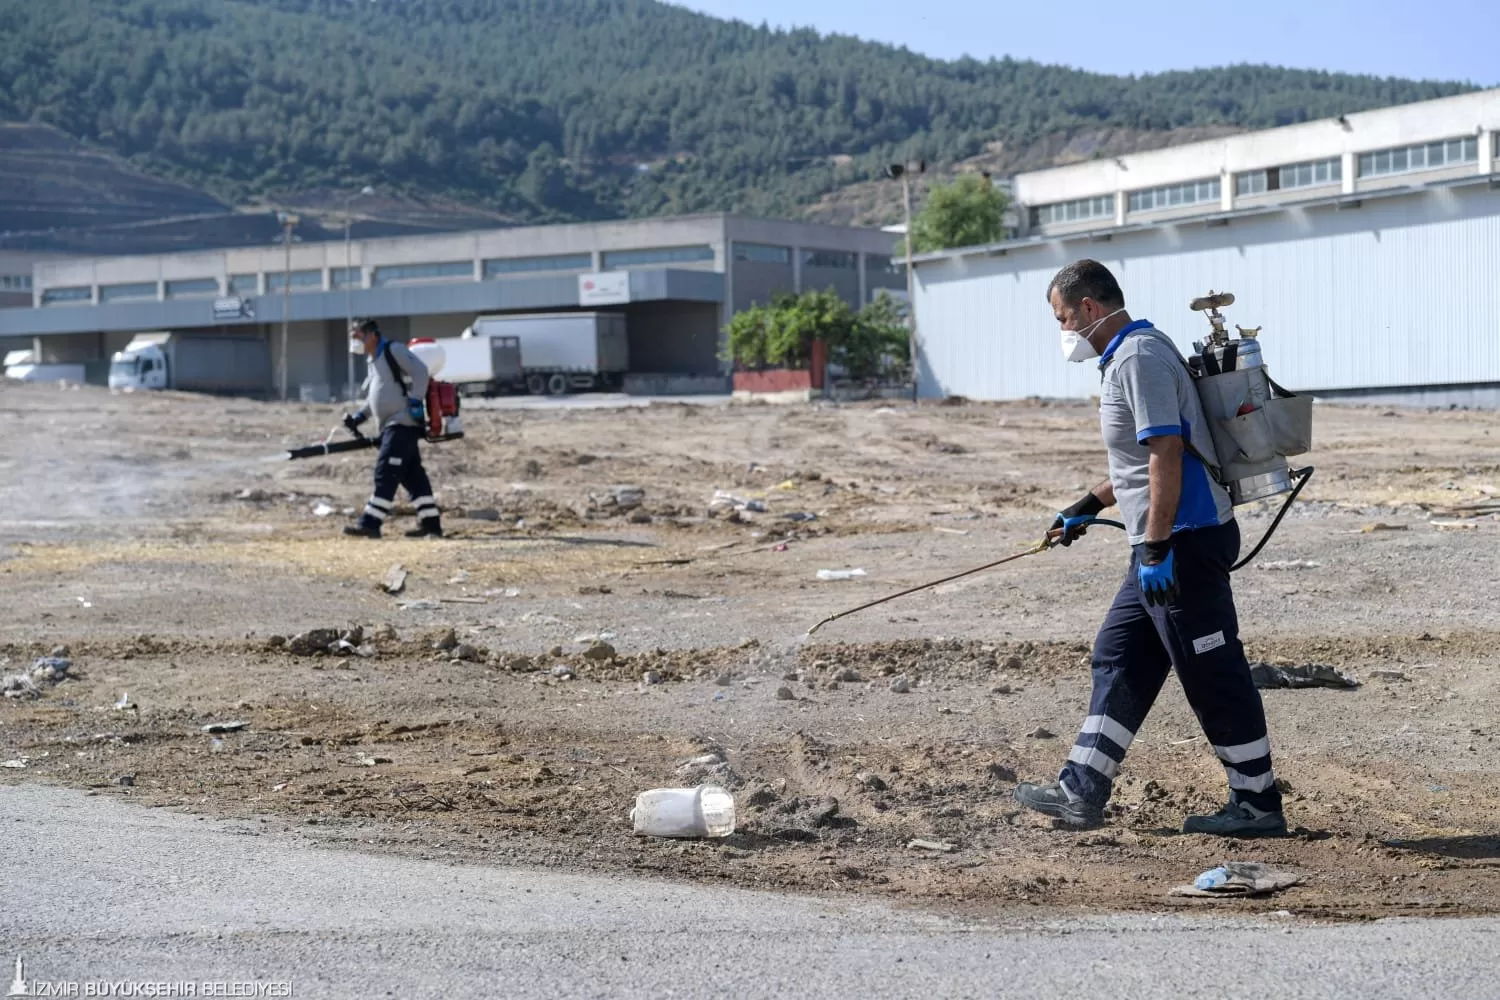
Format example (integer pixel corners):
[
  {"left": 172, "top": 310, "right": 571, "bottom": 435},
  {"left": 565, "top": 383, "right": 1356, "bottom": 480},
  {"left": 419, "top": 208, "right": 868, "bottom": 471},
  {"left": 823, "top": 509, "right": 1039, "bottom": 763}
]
[
  {"left": 3, "top": 348, "right": 86, "bottom": 384},
  {"left": 451, "top": 312, "right": 628, "bottom": 395},
  {"left": 431, "top": 334, "right": 523, "bottom": 397},
  {"left": 108, "top": 332, "right": 272, "bottom": 395}
]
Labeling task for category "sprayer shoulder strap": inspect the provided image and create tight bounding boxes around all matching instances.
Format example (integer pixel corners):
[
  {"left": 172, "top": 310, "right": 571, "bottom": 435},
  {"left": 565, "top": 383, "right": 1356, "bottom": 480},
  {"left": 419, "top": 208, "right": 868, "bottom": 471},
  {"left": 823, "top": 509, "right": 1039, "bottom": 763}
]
[{"left": 381, "top": 341, "right": 411, "bottom": 398}]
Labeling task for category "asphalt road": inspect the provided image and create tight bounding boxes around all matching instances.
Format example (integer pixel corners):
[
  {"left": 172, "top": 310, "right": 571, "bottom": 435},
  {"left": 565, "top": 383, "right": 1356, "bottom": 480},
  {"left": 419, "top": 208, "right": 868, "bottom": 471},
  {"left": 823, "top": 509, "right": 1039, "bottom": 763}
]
[
  {"left": 3, "top": 786, "right": 1497, "bottom": 1000},
  {"left": 463, "top": 392, "right": 732, "bottom": 411}
]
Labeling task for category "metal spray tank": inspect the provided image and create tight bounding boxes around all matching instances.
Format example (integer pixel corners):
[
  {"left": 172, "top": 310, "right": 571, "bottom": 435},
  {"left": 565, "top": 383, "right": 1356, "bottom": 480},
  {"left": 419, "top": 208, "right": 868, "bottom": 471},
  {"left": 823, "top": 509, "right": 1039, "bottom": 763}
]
[{"left": 1185, "top": 292, "right": 1314, "bottom": 506}]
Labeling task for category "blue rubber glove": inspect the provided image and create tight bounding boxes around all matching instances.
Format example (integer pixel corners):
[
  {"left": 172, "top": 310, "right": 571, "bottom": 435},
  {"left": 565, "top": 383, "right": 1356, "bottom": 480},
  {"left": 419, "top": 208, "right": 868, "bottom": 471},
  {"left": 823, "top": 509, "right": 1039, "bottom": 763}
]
[
  {"left": 406, "top": 397, "right": 425, "bottom": 425},
  {"left": 1049, "top": 492, "right": 1105, "bottom": 547},
  {"left": 1138, "top": 541, "right": 1178, "bottom": 607}
]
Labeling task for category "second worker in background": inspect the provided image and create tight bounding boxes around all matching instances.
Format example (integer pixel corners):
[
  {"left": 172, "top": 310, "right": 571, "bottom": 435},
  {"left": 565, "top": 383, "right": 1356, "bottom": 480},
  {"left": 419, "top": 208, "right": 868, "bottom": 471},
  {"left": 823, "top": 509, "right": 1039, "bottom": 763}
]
[{"left": 342, "top": 318, "right": 443, "bottom": 539}]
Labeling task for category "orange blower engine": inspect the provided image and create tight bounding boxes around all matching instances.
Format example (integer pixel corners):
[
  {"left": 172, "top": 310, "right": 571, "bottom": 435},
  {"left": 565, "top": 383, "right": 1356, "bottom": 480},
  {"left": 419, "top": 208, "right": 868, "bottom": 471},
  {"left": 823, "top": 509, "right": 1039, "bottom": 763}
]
[{"left": 407, "top": 338, "right": 465, "bottom": 442}]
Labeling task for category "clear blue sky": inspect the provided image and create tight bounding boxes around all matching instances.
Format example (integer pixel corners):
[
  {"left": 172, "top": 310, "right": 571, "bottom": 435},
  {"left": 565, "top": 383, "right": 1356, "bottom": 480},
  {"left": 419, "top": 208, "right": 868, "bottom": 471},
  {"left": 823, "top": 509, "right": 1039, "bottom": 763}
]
[{"left": 672, "top": 0, "right": 1500, "bottom": 86}]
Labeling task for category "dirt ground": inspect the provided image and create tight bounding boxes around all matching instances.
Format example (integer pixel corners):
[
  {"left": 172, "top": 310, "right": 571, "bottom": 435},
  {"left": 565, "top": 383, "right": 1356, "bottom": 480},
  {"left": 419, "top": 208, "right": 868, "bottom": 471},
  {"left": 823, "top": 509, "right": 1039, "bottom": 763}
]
[{"left": 2, "top": 381, "right": 1498, "bottom": 920}]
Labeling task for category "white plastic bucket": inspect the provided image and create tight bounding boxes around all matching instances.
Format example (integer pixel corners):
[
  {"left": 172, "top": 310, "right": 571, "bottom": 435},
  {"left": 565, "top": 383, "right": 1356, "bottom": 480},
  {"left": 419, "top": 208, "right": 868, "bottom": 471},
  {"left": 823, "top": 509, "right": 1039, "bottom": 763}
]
[{"left": 631, "top": 785, "right": 736, "bottom": 838}]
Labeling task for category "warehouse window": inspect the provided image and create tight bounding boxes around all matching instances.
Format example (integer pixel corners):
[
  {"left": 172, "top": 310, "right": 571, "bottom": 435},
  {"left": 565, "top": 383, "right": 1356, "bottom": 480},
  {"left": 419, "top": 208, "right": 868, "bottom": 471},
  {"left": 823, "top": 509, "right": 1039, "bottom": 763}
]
[
  {"left": 40, "top": 286, "right": 92, "bottom": 306},
  {"left": 1358, "top": 136, "right": 1478, "bottom": 178},
  {"left": 1235, "top": 158, "right": 1341, "bottom": 197},
  {"left": 482, "top": 253, "right": 593, "bottom": 277},
  {"left": 265, "top": 269, "right": 324, "bottom": 293},
  {"left": 801, "top": 249, "right": 856, "bottom": 270},
  {"left": 372, "top": 261, "right": 473, "bottom": 286},
  {"left": 164, "top": 277, "right": 220, "bottom": 299},
  {"left": 0, "top": 274, "right": 32, "bottom": 291},
  {"left": 733, "top": 243, "right": 791, "bottom": 265},
  {"left": 99, "top": 281, "right": 159, "bottom": 303},
  {"left": 1029, "top": 194, "right": 1115, "bottom": 228},
  {"left": 228, "top": 274, "right": 259, "bottom": 296},
  {"left": 330, "top": 267, "right": 362, "bottom": 290},
  {"left": 1127, "top": 178, "right": 1221, "bottom": 214},
  {"left": 602, "top": 245, "right": 716, "bottom": 269}
]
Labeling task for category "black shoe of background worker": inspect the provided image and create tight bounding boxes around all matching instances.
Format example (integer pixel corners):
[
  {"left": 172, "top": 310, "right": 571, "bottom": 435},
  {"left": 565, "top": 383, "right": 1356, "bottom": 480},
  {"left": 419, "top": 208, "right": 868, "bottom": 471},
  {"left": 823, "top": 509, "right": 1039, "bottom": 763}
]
[
  {"left": 1012, "top": 259, "right": 1288, "bottom": 840},
  {"left": 404, "top": 518, "right": 443, "bottom": 539}
]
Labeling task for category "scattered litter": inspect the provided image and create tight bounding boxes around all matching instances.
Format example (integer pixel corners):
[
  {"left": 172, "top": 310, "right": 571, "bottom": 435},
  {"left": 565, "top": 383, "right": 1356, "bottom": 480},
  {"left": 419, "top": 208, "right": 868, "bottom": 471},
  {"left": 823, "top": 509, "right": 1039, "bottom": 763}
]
[
  {"left": 1027, "top": 726, "right": 1056, "bottom": 739},
  {"left": 1368, "top": 669, "right": 1409, "bottom": 681},
  {"left": 288, "top": 628, "right": 366, "bottom": 656},
  {"left": 1430, "top": 520, "right": 1479, "bottom": 531},
  {"left": 3, "top": 657, "right": 74, "bottom": 700},
  {"left": 680, "top": 752, "right": 725, "bottom": 770},
  {"left": 447, "top": 570, "right": 470, "bottom": 585},
  {"left": 399, "top": 600, "right": 442, "bottom": 612},
  {"left": 466, "top": 507, "right": 501, "bottom": 521},
  {"left": 642, "top": 670, "right": 662, "bottom": 686},
  {"left": 631, "top": 785, "right": 736, "bottom": 838},
  {"left": 1260, "top": 560, "right": 1321, "bottom": 571},
  {"left": 782, "top": 512, "right": 818, "bottom": 523},
  {"left": 889, "top": 675, "right": 911, "bottom": 694},
  {"left": 612, "top": 485, "right": 646, "bottom": 510},
  {"left": 439, "top": 596, "right": 488, "bottom": 605},
  {"left": 76, "top": 596, "right": 93, "bottom": 608},
  {"left": 817, "top": 568, "right": 867, "bottom": 581},
  {"left": 551, "top": 664, "right": 574, "bottom": 680},
  {"left": 114, "top": 692, "right": 132, "bottom": 711},
  {"left": 1171, "top": 862, "right": 1304, "bottom": 898},
  {"left": 908, "top": 839, "right": 957, "bottom": 853},
  {"left": 1359, "top": 522, "right": 1408, "bottom": 533},
  {"left": 1249, "top": 662, "right": 1360, "bottom": 690},
  {"left": 774, "top": 479, "right": 798, "bottom": 491},
  {"left": 710, "top": 490, "right": 768, "bottom": 514},
  {"left": 933, "top": 526, "right": 970, "bottom": 536},
  {"left": 353, "top": 755, "right": 393, "bottom": 767},
  {"left": 116, "top": 774, "right": 135, "bottom": 787},
  {"left": 201, "top": 721, "right": 248, "bottom": 734},
  {"left": 376, "top": 564, "right": 409, "bottom": 595},
  {"left": 311, "top": 502, "right": 336, "bottom": 517},
  {"left": 2, "top": 758, "right": 28, "bottom": 769}
]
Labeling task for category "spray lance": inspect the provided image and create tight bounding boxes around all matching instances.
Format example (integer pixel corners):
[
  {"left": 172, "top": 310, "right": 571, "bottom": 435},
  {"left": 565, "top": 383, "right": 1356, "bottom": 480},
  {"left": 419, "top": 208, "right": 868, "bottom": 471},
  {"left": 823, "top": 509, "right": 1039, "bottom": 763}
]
[{"left": 808, "top": 291, "right": 1316, "bottom": 634}]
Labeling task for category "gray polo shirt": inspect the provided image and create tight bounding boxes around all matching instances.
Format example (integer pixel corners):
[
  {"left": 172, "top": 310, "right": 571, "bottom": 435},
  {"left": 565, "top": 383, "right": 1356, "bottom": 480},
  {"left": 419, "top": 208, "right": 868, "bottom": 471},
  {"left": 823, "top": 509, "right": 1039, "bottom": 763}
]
[
  {"left": 355, "top": 340, "right": 429, "bottom": 432},
  {"left": 1097, "top": 321, "right": 1233, "bottom": 545}
]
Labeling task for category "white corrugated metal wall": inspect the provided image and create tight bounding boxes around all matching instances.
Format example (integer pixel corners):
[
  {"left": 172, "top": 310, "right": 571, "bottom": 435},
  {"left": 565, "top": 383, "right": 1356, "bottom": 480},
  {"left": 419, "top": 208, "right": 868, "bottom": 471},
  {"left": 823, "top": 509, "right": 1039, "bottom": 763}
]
[{"left": 914, "top": 184, "right": 1500, "bottom": 400}]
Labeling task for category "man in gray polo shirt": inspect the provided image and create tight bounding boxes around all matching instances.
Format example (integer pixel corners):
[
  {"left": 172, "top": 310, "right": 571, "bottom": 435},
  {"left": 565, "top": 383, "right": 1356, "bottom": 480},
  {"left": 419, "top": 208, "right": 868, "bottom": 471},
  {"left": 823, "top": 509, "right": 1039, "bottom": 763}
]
[{"left": 1013, "top": 259, "right": 1285, "bottom": 837}]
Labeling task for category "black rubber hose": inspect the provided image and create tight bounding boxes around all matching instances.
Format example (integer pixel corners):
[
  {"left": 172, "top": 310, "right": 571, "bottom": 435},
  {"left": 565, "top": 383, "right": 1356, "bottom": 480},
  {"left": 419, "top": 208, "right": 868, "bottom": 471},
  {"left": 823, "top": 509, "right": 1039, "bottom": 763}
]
[{"left": 1231, "top": 467, "right": 1315, "bottom": 572}]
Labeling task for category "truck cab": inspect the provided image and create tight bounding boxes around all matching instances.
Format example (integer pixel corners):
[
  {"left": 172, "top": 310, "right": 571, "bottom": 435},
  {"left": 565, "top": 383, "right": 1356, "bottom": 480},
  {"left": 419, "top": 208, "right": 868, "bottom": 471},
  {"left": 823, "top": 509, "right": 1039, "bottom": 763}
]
[{"left": 108, "top": 334, "right": 171, "bottom": 391}]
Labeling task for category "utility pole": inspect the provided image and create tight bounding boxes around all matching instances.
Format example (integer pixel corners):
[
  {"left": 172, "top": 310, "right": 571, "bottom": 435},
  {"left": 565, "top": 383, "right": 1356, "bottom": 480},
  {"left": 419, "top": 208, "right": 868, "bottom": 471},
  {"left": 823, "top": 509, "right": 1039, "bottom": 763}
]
[
  {"left": 277, "top": 212, "right": 299, "bottom": 402},
  {"left": 343, "top": 186, "right": 375, "bottom": 401},
  {"left": 886, "top": 160, "right": 925, "bottom": 402}
]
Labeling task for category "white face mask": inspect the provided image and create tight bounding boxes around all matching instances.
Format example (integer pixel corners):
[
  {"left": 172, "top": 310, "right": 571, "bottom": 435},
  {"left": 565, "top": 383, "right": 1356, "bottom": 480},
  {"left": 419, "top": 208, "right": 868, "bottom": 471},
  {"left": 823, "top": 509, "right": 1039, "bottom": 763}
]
[
  {"left": 348, "top": 337, "right": 367, "bottom": 356},
  {"left": 1059, "top": 307, "right": 1126, "bottom": 363}
]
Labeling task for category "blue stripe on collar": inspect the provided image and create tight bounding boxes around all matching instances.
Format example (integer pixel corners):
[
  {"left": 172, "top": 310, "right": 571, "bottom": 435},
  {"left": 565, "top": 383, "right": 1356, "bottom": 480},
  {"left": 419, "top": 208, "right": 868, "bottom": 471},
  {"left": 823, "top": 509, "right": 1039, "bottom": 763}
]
[{"left": 1098, "top": 319, "right": 1154, "bottom": 367}]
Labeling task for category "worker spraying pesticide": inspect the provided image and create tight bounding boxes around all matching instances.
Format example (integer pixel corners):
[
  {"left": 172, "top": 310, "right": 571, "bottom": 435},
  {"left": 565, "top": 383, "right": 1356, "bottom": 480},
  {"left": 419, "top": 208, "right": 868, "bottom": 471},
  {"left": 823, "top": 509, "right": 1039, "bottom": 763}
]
[
  {"left": 1010, "top": 259, "right": 1290, "bottom": 837},
  {"left": 341, "top": 318, "right": 444, "bottom": 539}
]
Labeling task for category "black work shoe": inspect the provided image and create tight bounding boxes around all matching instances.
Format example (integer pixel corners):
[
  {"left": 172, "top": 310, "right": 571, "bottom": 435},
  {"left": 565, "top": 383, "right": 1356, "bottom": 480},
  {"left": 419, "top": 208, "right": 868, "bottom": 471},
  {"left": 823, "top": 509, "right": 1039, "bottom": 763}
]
[
  {"left": 1013, "top": 781, "right": 1103, "bottom": 828},
  {"left": 404, "top": 520, "right": 443, "bottom": 538},
  {"left": 1183, "top": 802, "right": 1288, "bottom": 837},
  {"left": 342, "top": 523, "right": 381, "bottom": 539}
]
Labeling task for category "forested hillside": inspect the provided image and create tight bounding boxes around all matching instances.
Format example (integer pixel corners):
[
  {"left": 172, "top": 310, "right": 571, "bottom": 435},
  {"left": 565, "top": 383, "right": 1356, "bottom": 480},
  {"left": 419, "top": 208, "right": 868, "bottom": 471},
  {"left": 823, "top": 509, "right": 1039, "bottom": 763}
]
[{"left": 0, "top": 0, "right": 1474, "bottom": 225}]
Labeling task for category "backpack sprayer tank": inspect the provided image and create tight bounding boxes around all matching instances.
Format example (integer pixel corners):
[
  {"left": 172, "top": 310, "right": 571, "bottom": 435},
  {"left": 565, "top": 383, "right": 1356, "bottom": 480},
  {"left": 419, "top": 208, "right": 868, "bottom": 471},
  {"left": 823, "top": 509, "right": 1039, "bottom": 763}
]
[
  {"left": 1186, "top": 292, "right": 1314, "bottom": 506},
  {"left": 407, "top": 339, "right": 464, "bottom": 442}
]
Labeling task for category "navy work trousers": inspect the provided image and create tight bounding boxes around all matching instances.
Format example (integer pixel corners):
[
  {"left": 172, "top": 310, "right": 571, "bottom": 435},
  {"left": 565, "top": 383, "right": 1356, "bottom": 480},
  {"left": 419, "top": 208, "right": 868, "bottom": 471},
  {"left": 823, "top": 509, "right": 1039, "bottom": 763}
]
[
  {"left": 356, "top": 425, "right": 438, "bottom": 531},
  {"left": 1058, "top": 520, "right": 1282, "bottom": 814}
]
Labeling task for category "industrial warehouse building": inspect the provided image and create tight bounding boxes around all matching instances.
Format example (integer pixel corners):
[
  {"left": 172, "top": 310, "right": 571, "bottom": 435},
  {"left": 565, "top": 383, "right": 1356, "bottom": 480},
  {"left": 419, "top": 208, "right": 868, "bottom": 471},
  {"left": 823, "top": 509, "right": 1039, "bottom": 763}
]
[
  {"left": 913, "top": 88, "right": 1500, "bottom": 407},
  {"left": 0, "top": 214, "right": 903, "bottom": 398}
]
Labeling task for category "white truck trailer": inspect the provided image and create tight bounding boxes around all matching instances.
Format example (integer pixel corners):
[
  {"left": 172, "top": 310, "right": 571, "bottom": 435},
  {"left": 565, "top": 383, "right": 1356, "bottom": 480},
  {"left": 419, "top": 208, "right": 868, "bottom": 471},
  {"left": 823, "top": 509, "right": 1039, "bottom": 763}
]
[
  {"left": 455, "top": 312, "right": 628, "bottom": 395},
  {"left": 108, "top": 332, "right": 272, "bottom": 395}
]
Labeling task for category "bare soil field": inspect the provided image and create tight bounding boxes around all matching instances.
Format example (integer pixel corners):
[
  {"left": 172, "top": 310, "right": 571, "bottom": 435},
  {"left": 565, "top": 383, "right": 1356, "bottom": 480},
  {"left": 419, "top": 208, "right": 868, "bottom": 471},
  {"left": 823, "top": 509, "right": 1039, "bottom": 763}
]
[{"left": 2, "top": 381, "right": 1498, "bottom": 920}]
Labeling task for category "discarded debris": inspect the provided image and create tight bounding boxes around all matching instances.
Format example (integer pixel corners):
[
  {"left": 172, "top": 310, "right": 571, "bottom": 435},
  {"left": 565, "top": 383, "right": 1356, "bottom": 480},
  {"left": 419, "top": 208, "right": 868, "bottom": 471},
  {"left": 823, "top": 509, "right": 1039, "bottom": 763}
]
[
  {"left": 1170, "top": 862, "right": 1304, "bottom": 898},
  {"left": 1260, "top": 560, "right": 1321, "bottom": 571},
  {"left": 465, "top": 507, "right": 501, "bottom": 521},
  {"left": 3, "top": 657, "right": 74, "bottom": 699},
  {"left": 908, "top": 839, "right": 957, "bottom": 853},
  {"left": 817, "top": 568, "right": 867, "bottom": 581},
  {"left": 551, "top": 664, "right": 574, "bottom": 680},
  {"left": 856, "top": 771, "right": 888, "bottom": 791},
  {"left": 312, "top": 502, "right": 336, "bottom": 517},
  {"left": 353, "top": 755, "right": 393, "bottom": 767},
  {"left": 632, "top": 785, "right": 736, "bottom": 838},
  {"left": 381, "top": 564, "right": 409, "bottom": 595},
  {"left": 2, "top": 758, "right": 28, "bottom": 769},
  {"left": 201, "top": 721, "right": 248, "bottom": 734},
  {"left": 1249, "top": 662, "right": 1360, "bottom": 690},
  {"left": 782, "top": 512, "right": 818, "bottom": 523},
  {"left": 399, "top": 600, "right": 442, "bottom": 612},
  {"left": 450, "top": 643, "right": 484, "bottom": 663},
  {"left": 1368, "top": 668, "right": 1409, "bottom": 681},
  {"left": 1027, "top": 726, "right": 1057, "bottom": 739},
  {"left": 1360, "top": 522, "right": 1409, "bottom": 533},
  {"left": 641, "top": 670, "right": 662, "bottom": 686}
]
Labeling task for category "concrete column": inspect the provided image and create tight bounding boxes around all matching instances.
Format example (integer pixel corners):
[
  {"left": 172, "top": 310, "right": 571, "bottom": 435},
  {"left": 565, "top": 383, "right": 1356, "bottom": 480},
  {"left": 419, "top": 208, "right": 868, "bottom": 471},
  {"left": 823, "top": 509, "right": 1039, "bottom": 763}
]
[
  {"left": 792, "top": 246, "right": 803, "bottom": 292},
  {"left": 1480, "top": 130, "right": 1495, "bottom": 175},
  {"left": 857, "top": 251, "right": 868, "bottom": 306},
  {"left": 591, "top": 250, "right": 603, "bottom": 272},
  {"left": 1341, "top": 152, "right": 1356, "bottom": 194},
  {"left": 1220, "top": 171, "right": 1233, "bottom": 213},
  {"left": 1114, "top": 192, "right": 1127, "bottom": 226}
]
